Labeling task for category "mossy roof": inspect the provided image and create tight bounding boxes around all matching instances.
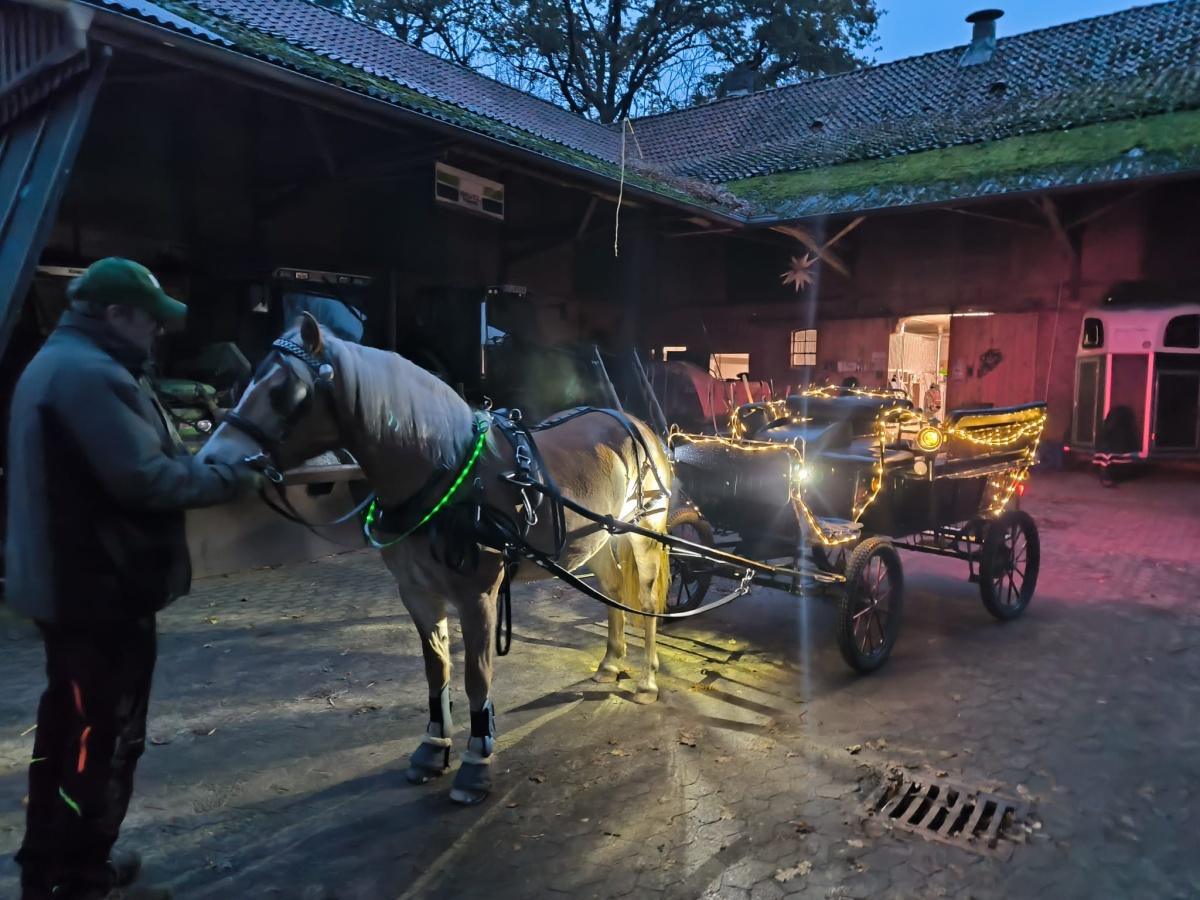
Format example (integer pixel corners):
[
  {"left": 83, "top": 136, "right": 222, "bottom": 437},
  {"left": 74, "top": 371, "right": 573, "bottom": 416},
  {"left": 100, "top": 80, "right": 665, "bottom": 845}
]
[{"left": 728, "top": 110, "right": 1200, "bottom": 218}]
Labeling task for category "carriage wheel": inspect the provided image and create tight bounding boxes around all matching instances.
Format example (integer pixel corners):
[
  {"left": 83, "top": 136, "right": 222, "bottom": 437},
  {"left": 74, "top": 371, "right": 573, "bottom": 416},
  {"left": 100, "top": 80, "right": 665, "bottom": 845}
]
[
  {"left": 664, "top": 507, "right": 714, "bottom": 614},
  {"left": 835, "top": 537, "right": 904, "bottom": 674},
  {"left": 979, "top": 510, "right": 1040, "bottom": 621}
]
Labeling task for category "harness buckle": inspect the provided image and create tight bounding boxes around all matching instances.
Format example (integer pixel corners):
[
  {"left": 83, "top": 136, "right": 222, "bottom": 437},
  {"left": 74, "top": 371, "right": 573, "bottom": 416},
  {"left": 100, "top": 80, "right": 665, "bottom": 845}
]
[{"left": 244, "top": 452, "right": 284, "bottom": 484}]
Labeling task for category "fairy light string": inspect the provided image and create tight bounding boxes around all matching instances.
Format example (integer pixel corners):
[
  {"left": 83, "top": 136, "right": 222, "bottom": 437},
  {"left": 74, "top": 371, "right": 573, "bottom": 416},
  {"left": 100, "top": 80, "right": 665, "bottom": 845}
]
[{"left": 670, "top": 398, "right": 1047, "bottom": 545}]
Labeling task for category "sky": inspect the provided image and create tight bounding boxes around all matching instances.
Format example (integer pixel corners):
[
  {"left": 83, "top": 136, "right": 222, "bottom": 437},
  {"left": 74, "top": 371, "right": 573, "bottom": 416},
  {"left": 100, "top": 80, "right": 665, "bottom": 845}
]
[{"left": 871, "top": 1, "right": 1158, "bottom": 63}]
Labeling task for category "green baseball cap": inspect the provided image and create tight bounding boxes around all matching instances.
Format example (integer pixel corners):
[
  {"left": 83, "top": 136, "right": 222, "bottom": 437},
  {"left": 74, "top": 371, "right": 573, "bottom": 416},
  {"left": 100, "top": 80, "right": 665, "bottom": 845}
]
[{"left": 68, "top": 257, "right": 188, "bottom": 322}]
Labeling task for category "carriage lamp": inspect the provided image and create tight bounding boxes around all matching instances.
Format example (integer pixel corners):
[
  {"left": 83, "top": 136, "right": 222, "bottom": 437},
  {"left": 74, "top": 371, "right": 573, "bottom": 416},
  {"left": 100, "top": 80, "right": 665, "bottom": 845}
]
[
  {"left": 789, "top": 460, "right": 811, "bottom": 490},
  {"left": 916, "top": 426, "right": 945, "bottom": 453}
]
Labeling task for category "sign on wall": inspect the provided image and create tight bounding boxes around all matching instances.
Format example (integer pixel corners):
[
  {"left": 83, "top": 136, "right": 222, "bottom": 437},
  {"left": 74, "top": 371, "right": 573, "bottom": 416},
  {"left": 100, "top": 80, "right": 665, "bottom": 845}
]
[{"left": 435, "top": 162, "right": 505, "bottom": 221}]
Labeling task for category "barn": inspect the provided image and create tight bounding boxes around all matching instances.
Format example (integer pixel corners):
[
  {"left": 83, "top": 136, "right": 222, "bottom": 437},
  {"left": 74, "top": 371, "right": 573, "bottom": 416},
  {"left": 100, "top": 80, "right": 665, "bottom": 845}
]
[{"left": 2, "top": 0, "right": 1199, "bottom": 576}]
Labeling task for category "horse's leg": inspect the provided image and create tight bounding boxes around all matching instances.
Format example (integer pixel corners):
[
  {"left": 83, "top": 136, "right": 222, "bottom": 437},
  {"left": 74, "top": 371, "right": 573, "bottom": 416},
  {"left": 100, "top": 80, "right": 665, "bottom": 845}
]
[
  {"left": 449, "top": 563, "right": 504, "bottom": 806},
  {"left": 394, "top": 581, "right": 454, "bottom": 784},
  {"left": 587, "top": 545, "right": 627, "bottom": 683},
  {"left": 629, "top": 536, "right": 669, "bottom": 704}
]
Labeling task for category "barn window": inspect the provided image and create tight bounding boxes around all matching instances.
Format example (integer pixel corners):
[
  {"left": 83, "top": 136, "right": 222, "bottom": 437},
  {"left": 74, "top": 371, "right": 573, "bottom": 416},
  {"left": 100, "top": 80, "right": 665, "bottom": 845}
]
[
  {"left": 1164, "top": 314, "right": 1200, "bottom": 349},
  {"left": 790, "top": 329, "right": 817, "bottom": 367},
  {"left": 1082, "top": 317, "right": 1104, "bottom": 349}
]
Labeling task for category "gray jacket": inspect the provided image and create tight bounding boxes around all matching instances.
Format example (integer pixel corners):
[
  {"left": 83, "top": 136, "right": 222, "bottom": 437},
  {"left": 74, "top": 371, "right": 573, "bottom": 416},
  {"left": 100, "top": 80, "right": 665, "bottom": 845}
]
[{"left": 5, "top": 310, "right": 244, "bottom": 624}]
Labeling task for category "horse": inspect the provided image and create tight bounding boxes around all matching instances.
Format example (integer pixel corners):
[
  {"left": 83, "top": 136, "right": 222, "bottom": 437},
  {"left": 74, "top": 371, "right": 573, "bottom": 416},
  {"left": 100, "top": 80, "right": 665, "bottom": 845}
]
[{"left": 201, "top": 315, "right": 672, "bottom": 804}]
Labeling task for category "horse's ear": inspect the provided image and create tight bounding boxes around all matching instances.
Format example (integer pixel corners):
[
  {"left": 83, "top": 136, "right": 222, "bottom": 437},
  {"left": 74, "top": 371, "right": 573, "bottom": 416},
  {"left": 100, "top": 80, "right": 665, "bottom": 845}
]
[{"left": 300, "top": 312, "right": 324, "bottom": 356}]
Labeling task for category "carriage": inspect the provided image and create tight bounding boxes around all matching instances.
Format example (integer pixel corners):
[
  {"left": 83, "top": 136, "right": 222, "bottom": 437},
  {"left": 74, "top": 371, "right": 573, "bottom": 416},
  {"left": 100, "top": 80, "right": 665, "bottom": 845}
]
[{"left": 663, "top": 388, "right": 1047, "bottom": 673}]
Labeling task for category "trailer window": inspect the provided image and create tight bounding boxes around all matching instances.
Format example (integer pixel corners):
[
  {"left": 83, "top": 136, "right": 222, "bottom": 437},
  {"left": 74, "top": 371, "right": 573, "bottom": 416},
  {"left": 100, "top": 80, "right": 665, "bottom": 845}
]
[
  {"left": 1082, "top": 318, "right": 1104, "bottom": 349},
  {"left": 1164, "top": 314, "right": 1200, "bottom": 349}
]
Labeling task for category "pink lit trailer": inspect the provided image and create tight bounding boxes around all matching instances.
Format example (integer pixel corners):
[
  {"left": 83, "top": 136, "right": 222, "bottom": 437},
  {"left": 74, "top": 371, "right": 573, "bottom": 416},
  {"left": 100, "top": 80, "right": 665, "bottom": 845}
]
[{"left": 1069, "top": 304, "right": 1200, "bottom": 460}]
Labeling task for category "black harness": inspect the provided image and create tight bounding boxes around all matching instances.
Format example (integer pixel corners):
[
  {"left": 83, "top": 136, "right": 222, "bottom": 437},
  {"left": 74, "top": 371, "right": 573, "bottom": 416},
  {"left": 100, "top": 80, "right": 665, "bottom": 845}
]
[
  {"left": 225, "top": 342, "right": 755, "bottom": 656},
  {"left": 223, "top": 338, "right": 375, "bottom": 532}
]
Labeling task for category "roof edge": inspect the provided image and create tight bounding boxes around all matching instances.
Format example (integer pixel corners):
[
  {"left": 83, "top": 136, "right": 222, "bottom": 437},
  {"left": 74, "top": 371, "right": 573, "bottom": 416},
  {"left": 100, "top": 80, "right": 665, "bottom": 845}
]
[{"left": 84, "top": 1, "right": 750, "bottom": 224}]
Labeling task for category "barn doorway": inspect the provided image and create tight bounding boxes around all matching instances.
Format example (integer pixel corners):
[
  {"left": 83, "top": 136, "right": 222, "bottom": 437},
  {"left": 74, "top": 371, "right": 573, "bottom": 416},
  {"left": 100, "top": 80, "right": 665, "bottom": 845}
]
[{"left": 889, "top": 315, "right": 950, "bottom": 417}]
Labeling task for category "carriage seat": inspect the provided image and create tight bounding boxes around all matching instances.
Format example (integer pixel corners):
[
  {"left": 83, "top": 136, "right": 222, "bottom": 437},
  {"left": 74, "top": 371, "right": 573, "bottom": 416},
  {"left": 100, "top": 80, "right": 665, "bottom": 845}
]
[
  {"left": 755, "top": 419, "right": 854, "bottom": 454},
  {"left": 785, "top": 394, "right": 911, "bottom": 438}
]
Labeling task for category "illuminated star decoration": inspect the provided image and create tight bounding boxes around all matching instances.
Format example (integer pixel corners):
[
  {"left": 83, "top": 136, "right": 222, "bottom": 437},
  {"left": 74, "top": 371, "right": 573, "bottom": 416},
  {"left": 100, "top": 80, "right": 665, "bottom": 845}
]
[{"left": 780, "top": 254, "right": 818, "bottom": 292}]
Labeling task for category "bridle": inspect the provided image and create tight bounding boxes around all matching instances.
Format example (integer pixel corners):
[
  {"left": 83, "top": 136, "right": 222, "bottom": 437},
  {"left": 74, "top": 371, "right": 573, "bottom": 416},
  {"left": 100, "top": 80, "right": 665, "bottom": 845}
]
[{"left": 222, "top": 337, "right": 375, "bottom": 532}]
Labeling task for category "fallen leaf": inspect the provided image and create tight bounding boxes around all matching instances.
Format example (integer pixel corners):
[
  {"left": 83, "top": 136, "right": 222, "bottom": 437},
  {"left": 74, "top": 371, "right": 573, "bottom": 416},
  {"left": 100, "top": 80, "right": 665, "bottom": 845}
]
[
  {"left": 846, "top": 744, "right": 862, "bottom": 755},
  {"left": 506, "top": 802, "right": 520, "bottom": 808},
  {"left": 774, "top": 861, "right": 813, "bottom": 882},
  {"left": 847, "top": 839, "right": 864, "bottom": 848},
  {"left": 609, "top": 749, "right": 628, "bottom": 757},
  {"left": 530, "top": 774, "right": 546, "bottom": 783},
  {"left": 678, "top": 732, "right": 697, "bottom": 748},
  {"left": 789, "top": 820, "right": 815, "bottom": 834},
  {"left": 206, "top": 617, "right": 219, "bottom": 625}
]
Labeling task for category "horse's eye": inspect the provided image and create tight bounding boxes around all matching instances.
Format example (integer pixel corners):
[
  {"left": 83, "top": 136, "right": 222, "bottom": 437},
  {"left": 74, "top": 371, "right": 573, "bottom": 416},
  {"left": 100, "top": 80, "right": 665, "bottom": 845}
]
[{"left": 270, "top": 379, "right": 309, "bottom": 416}]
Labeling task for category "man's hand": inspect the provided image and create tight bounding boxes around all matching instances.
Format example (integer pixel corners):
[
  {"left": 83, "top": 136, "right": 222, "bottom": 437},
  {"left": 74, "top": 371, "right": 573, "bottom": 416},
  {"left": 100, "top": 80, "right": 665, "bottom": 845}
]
[{"left": 230, "top": 462, "right": 268, "bottom": 497}]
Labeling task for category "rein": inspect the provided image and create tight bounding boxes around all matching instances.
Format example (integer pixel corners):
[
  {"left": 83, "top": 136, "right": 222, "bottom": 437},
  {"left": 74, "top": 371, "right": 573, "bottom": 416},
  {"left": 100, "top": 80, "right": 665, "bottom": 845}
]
[{"left": 224, "top": 339, "right": 754, "bottom": 651}]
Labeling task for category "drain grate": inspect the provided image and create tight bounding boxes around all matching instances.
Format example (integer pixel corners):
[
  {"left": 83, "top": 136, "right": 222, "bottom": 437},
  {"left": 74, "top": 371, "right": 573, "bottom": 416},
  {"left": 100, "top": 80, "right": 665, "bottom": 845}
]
[{"left": 864, "top": 771, "right": 1031, "bottom": 858}]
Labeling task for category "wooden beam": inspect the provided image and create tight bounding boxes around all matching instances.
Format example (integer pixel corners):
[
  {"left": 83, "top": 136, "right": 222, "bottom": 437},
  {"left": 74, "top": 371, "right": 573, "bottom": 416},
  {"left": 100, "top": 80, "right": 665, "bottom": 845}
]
[
  {"left": 1067, "top": 187, "right": 1147, "bottom": 230},
  {"left": 576, "top": 195, "right": 599, "bottom": 239},
  {"left": 944, "top": 206, "right": 1045, "bottom": 231},
  {"left": 299, "top": 103, "right": 339, "bottom": 177},
  {"left": 1032, "top": 195, "right": 1075, "bottom": 259}
]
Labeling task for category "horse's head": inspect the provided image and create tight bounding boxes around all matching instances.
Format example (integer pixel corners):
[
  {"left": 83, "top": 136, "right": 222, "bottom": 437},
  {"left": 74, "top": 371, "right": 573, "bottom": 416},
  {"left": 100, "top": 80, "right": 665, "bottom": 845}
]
[{"left": 202, "top": 313, "right": 344, "bottom": 476}]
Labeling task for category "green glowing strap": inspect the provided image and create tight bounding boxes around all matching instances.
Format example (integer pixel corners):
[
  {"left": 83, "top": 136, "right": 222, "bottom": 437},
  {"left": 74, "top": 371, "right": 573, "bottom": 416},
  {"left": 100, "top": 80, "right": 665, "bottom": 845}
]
[
  {"left": 58, "top": 787, "right": 82, "bottom": 817},
  {"left": 364, "top": 417, "right": 490, "bottom": 550}
]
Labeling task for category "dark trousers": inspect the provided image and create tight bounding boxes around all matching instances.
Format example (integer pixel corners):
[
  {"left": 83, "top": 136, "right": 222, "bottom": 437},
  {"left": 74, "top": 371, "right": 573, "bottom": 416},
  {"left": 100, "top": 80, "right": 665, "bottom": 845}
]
[{"left": 16, "top": 616, "right": 157, "bottom": 897}]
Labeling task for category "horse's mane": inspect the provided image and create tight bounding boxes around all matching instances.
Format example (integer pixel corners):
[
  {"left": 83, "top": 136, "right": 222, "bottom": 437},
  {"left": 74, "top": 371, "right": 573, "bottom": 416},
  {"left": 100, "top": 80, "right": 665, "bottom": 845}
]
[{"left": 317, "top": 329, "right": 475, "bottom": 470}]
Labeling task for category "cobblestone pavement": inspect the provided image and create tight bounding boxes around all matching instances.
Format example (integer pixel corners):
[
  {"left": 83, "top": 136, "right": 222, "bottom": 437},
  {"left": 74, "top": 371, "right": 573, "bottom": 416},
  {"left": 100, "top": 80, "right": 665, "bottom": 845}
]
[{"left": 1, "top": 469, "right": 1198, "bottom": 899}]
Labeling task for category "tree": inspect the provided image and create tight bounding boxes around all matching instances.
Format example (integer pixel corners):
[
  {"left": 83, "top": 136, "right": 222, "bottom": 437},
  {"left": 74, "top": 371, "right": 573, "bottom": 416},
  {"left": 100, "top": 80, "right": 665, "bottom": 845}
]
[{"left": 317, "top": 0, "right": 880, "bottom": 123}]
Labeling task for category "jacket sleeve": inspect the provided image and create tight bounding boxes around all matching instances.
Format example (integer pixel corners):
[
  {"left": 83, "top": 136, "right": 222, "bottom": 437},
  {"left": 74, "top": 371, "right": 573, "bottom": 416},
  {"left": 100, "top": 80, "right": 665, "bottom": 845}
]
[{"left": 50, "top": 366, "right": 244, "bottom": 511}]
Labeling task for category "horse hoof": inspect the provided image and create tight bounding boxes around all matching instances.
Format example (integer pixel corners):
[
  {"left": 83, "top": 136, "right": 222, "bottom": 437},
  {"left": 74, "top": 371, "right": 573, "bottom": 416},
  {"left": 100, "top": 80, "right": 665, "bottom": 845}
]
[
  {"left": 406, "top": 743, "right": 450, "bottom": 784},
  {"left": 449, "top": 786, "right": 489, "bottom": 805},
  {"left": 450, "top": 761, "right": 492, "bottom": 805},
  {"left": 406, "top": 765, "right": 447, "bottom": 785},
  {"left": 592, "top": 667, "right": 621, "bottom": 684},
  {"left": 633, "top": 685, "right": 659, "bottom": 704}
]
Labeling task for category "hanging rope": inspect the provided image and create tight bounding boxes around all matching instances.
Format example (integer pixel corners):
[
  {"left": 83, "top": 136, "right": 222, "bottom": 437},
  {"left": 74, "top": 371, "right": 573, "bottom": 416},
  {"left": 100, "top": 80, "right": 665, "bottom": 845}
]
[{"left": 613, "top": 119, "right": 644, "bottom": 258}]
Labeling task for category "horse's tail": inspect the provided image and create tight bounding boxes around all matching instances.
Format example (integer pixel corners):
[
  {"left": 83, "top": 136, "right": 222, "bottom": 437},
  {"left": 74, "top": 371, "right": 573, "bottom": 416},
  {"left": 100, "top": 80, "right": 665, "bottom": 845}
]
[{"left": 615, "top": 533, "right": 669, "bottom": 616}]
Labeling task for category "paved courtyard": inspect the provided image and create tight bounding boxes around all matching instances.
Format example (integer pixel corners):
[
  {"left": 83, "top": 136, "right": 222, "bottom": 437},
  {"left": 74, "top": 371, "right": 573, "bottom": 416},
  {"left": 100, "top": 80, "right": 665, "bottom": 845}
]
[{"left": 1, "top": 468, "right": 1198, "bottom": 899}]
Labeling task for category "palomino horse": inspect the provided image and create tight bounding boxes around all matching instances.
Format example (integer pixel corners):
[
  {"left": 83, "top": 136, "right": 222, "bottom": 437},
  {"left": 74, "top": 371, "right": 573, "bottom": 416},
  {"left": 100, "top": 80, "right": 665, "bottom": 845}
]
[{"left": 201, "top": 315, "right": 671, "bottom": 804}]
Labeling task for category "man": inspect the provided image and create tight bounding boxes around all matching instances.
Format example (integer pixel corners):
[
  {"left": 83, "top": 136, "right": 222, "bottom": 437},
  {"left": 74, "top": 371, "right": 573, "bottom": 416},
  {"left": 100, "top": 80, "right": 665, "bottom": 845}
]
[{"left": 5, "top": 258, "right": 262, "bottom": 900}]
